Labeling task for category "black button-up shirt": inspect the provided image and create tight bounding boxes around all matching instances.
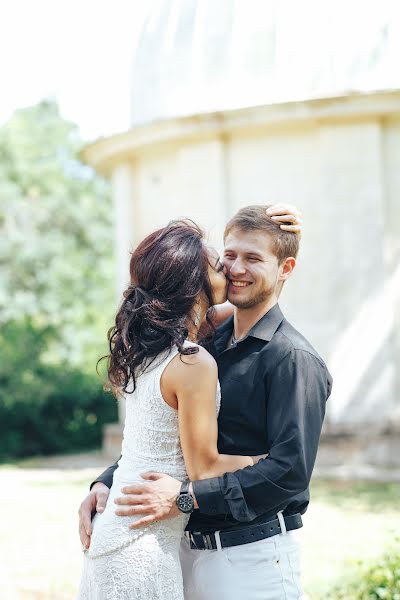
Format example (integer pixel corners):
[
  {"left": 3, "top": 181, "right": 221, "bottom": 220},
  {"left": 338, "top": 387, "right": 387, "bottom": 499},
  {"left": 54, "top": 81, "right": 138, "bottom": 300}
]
[
  {"left": 189, "top": 303, "right": 332, "bottom": 532},
  {"left": 93, "top": 304, "right": 332, "bottom": 533}
]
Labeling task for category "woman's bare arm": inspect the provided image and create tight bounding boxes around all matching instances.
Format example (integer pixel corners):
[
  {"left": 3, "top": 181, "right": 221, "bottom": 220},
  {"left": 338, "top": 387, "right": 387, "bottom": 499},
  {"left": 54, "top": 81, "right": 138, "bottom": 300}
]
[
  {"left": 163, "top": 347, "right": 253, "bottom": 480},
  {"left": 207, "top": 302, "right": 234, "bottom": 329}
]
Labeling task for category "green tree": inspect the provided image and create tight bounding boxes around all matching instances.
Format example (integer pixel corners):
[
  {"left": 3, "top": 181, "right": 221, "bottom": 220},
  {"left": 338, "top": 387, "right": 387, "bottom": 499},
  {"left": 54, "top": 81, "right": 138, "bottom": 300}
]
[
  {"left": 0, "top": 318, "right": 118, "bottom": 459},
  {"left": 0, "top": 100, "right": 120, "bottom": 458},
  {"left": 0, "top": 99, "right": 115, "bottom": 371}
]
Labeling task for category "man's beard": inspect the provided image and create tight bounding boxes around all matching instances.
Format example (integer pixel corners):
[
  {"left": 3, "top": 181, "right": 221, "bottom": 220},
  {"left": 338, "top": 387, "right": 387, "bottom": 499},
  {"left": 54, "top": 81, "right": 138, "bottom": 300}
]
[{"left": 228, "top": 284, "right": 275, "bottom": 309}]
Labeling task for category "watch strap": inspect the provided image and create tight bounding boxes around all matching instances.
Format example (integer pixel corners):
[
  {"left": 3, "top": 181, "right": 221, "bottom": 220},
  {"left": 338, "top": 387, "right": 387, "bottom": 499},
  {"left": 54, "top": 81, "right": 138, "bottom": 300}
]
[{"left": 180, "top": 479, "right": 190, "bottom": 495}]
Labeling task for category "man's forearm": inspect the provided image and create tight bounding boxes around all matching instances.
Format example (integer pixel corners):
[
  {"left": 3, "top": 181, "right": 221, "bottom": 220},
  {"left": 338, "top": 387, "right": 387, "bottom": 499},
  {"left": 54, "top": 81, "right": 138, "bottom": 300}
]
[
  {"left": 192, "top": 452, "right": 311, "bottom": 522},
  {"left": 192, "top": 352, "right": 331, "bottom": 522},
  {"left": 90, "top": 458, "right": 120, "bottom": 490}
]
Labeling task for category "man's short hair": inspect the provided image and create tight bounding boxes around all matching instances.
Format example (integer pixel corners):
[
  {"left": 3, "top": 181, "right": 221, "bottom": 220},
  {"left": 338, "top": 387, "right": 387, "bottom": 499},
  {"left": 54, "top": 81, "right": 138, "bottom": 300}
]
[{"left": 224, "top": 205, "right": 299, "bottom": 263}]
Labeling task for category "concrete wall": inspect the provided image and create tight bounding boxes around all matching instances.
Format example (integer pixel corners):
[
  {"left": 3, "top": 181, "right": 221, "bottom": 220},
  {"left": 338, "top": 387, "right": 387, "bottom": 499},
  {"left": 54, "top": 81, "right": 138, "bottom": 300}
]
[{"left": 90, "top": 93, "right": 400, "bottom": 437}]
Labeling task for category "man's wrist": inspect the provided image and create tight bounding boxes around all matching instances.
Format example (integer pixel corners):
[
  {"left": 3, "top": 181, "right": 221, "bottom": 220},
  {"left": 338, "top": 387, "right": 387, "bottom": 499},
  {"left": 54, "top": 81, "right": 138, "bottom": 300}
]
[{"left": 91, "top": 481, "right": 109, "bottom": 493}]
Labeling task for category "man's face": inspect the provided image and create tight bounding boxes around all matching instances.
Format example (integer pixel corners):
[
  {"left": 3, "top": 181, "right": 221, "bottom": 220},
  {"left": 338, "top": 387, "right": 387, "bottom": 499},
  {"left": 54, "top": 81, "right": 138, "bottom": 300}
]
[{"left": 223, "top": 228, "right": 282, "bottom": 308}]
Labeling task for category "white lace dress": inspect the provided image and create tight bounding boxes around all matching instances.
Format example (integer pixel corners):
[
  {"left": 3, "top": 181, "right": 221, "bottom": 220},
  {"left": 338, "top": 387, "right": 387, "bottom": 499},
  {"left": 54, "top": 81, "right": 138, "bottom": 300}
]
[{"left": 77, "top": 342, "right": 220, "bottom": 600}]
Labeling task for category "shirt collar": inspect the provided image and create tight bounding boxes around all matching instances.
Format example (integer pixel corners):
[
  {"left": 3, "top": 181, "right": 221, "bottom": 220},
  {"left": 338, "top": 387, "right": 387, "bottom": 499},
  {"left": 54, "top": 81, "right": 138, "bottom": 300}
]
[
  {"left": 213, "top": 303, "right": 284, "bottom": 355},
  {"left": 247, "top": 303, "right": 284, "bottom": 342}
]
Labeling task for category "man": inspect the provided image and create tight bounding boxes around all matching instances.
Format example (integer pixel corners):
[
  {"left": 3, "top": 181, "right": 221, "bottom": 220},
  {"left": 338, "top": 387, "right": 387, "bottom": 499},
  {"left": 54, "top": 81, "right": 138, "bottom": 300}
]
[{"left": 79, "top": 205, "right": 332, "bottom": 599}]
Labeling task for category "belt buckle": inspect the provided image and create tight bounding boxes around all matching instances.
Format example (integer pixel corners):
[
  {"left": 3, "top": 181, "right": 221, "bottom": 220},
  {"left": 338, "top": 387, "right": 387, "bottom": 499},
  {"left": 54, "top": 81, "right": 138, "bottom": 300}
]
[
  {"left": 189, "top": 531, "right": 214, "bottom": 550},
  {"left": 202, "top": 533, "right": 213, "bottom": 550},
  {"left": 189, "top": 532, "right": 202, "bottom": 550}
]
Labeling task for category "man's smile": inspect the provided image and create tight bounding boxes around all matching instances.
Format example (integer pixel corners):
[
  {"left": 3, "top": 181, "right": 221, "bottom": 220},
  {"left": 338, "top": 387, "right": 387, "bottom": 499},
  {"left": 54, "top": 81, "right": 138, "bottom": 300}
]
[{"left": 229, "top": 280, "right": 252, "bottom": 288}]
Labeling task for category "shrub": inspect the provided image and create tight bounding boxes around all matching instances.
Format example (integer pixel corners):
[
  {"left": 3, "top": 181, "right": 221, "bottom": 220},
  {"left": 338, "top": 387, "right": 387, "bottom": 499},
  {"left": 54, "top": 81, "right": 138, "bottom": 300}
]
[
  {"left": 327, "top": 541, "right": 400, "bottom": 599},
  {"left": 0, "top": 319, "right": 117, "bottom": 460}
]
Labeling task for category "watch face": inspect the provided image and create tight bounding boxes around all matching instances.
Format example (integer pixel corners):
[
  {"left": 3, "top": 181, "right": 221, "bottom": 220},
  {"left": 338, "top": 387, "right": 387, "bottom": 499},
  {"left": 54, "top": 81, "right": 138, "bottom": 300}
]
[{"left": 176, "top": 493, "right": 194, "bottom": 513}]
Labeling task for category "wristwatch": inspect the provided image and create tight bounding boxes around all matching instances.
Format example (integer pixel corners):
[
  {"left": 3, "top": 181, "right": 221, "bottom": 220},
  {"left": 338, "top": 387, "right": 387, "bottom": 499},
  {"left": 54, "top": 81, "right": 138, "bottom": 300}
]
[{"left": 176, "top": 479, "right": 194, "bottom": 514}]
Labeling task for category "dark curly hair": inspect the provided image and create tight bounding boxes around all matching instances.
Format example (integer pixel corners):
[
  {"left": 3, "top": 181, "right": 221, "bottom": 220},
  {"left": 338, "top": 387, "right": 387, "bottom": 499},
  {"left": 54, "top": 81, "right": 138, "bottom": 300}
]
[{"left": 103, "top": 219, "right": 216, "bottom": 395}]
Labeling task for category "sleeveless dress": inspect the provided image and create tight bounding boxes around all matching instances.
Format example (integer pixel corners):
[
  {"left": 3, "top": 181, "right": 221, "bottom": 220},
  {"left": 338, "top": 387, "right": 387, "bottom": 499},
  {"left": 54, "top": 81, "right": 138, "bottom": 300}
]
[{"left": 77, "top": 342, "right": 221, "bottom": 600}]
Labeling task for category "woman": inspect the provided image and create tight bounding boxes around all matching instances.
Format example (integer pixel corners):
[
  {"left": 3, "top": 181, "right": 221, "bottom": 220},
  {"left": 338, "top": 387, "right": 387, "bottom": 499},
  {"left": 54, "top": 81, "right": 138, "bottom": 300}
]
[{"left": 78, "top": 209, "right": 301, "bottom": 599}]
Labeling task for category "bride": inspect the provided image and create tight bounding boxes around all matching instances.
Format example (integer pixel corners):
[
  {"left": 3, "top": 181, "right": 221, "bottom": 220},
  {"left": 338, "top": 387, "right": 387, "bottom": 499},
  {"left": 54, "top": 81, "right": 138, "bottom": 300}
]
[
  {"left": 77, "top": 208, "right": 300, "bottom": 599},
  {"left": 77, "top": 219, "right": 263, "bottom": 599}
]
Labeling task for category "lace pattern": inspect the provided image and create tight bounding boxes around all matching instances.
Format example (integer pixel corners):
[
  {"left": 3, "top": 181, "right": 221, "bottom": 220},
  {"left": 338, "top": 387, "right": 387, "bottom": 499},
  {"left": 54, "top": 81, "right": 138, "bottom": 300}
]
[{"left": 77, "top": 342, "right": 220, "bottom": 599}]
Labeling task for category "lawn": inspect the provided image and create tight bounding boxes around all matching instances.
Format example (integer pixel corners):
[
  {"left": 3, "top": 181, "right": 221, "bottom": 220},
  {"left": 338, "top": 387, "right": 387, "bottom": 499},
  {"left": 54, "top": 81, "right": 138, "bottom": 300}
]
[{"left": 1, "top": 454, "right": 399, "bottom": 599}]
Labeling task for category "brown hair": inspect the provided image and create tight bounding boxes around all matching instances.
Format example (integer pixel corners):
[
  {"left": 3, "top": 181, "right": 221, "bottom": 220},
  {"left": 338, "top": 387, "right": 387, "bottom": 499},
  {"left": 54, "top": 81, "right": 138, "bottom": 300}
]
[
  {"left": 224, "top": 205, "right": 299, "bottom": 263},
  {"left": 101, "top": 219, "right": 215, "bottom": 395}
]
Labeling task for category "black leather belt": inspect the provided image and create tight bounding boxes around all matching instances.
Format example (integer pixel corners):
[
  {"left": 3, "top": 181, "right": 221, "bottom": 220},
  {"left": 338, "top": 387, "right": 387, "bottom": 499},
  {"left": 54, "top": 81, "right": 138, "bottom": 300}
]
[{"left": 185, "top": 514, "right": 303, "bottom": 550}]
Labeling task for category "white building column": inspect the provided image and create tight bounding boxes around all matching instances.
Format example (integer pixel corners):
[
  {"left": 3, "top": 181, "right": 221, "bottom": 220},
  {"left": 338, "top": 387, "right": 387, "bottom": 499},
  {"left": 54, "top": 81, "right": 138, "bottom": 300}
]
[
  {"left": 111, "top": 162, "right": 137, "bottom": 428},
  {"left": 111, "top": 162, "right": 137, "bottom": 300},
  {"left": 382, "top": 117, "right": 400, "bottom": 429},
  {"left": 318, "top": 120, "right": 394, "bottom": 431},
  {"left": 175, "top": 135, "right": 231, "bottom": 248}
]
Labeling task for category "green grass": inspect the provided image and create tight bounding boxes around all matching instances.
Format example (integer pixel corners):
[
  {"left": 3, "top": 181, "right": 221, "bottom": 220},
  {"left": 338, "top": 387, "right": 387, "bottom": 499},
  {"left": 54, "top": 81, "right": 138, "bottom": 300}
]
[
  {"left": 1, "top": 457, "right": 399, "bottom": 599},
  {"left": 303, "top": 479, "right": 400, "bottom": 598},
  {"left": 310, "top": 478, "right": 400, "bottom": 511}
]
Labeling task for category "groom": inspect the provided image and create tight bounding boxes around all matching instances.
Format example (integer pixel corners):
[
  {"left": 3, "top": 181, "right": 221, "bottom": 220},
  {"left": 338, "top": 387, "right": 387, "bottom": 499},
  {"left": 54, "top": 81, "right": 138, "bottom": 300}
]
[{"left": 79, "top": 204, "right": 332, "bottom": 599}]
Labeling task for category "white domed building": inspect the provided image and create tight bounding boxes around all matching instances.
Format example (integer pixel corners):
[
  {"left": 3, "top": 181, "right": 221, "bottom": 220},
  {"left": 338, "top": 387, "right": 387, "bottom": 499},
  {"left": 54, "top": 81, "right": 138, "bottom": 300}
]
[{"left": 83, "top": 0, "right": 400, "bottom": 470}]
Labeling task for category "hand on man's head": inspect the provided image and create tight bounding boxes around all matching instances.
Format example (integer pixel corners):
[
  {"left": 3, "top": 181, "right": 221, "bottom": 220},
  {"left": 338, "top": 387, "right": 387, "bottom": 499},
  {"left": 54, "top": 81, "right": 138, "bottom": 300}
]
[
  {"left": 78, "top": 482, "right": 110, "bottom": 549},
  {"left": 266, "top": 204, "right": 303, "bottom": 235}
]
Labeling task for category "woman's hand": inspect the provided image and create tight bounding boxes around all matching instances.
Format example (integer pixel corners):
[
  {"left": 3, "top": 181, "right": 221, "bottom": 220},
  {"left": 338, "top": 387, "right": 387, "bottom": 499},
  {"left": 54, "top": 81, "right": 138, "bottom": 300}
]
[
  {"left": 251, "top": 453, "right": 269, "bottom": 465},
  {"left": 266, "top": 204, "right": 303, "bottom": 235}
]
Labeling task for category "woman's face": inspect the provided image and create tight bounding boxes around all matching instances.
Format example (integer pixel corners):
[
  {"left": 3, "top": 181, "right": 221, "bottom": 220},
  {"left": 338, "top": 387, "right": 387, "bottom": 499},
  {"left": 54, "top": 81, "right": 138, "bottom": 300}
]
[{"left": 206, "top": 246, "right": 228, "bottom": 305}]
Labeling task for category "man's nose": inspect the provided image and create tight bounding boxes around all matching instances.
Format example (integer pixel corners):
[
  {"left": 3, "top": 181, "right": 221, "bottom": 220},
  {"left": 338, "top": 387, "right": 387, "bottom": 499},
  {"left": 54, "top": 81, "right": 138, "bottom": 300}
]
[{"left": 229, "top": 259, "right": 246, "bottom": 277}]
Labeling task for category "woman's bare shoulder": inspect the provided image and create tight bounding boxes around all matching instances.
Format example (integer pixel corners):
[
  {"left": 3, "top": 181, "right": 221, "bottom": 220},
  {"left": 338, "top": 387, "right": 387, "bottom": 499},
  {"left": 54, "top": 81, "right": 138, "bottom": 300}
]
[
  {"left": 163, "top": 344, "right": 217, "bottom": 389},
  {"left": 180, "top": 344, "right": 217, "bottom": 368}
]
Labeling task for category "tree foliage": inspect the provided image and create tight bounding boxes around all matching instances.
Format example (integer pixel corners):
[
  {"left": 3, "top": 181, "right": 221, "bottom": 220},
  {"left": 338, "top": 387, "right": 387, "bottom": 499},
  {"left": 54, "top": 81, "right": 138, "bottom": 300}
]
[
  {"left": 0, "top": 99, "right": 115, "bottom": 369},
  {"left": 0, "top": 319, "right": 117, "bottom": 459},
  {"left": 0, "top": 100, "right": 118, "bottom": 458},
  {"left": 327, "top": 541, "right": 400, "bottom": 599}
]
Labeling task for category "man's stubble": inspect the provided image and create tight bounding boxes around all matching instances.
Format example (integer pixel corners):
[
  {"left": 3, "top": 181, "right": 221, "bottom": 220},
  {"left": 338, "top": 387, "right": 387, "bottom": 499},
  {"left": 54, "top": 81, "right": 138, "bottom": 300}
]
[{"left": 228, "top": 284, "right": 275, "bottom": 310}]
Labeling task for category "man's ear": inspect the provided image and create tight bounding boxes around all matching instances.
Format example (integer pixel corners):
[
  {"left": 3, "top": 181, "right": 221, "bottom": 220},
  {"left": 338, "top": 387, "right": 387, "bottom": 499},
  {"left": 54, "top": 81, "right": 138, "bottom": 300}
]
[{"left": 278, "top": 257, "right": 296, "bottom": 282}]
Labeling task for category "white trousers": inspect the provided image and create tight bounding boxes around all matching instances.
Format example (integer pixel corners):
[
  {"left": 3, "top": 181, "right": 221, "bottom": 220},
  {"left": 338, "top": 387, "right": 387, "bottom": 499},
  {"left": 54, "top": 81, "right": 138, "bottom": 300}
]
[{"left": 179, "top": 531, "right": 305, "bottom": 600}]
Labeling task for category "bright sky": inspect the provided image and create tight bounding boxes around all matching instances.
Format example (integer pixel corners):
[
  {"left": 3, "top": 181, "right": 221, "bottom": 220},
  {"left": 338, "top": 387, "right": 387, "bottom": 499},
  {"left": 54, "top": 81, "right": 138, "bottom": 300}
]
[
  {"left": 1, "top": 0, "right": 398, "bottom": 142},
  {"left": 0, "top": 0, "right": 148, "bottom": 140}
]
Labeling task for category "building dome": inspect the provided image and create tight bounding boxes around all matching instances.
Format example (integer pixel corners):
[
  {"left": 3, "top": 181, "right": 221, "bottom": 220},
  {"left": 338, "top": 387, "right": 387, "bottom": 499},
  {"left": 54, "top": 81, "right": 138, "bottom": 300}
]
[{"left": 130, "top": 0, "right": 399, "bottom": 126}]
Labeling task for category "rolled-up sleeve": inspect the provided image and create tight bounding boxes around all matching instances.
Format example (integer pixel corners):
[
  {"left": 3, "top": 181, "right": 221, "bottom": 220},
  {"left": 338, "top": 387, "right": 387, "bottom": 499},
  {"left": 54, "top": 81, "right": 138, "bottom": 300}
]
[
  {"left": 90, "top": 459, "right": 120, "bottom": 490},
  {"left": 193, "top": 349, "right": 332, "bottom": 521}
]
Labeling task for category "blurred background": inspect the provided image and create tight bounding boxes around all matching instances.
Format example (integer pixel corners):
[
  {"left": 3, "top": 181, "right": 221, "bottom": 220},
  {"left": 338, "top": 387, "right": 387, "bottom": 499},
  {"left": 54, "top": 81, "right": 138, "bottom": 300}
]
[{"left": 1, "top": 1, "right": 399, "bottom": 598}]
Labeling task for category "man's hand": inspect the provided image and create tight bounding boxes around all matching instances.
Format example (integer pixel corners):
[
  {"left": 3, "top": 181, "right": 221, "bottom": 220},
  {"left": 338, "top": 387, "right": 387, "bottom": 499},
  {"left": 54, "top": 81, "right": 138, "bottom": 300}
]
[
  {"left": 114, "top": 473, "right": 181, "bottom": 529},
  {"left": 78, "top": 482, "right": 110, "bottom": 549},
  {"left": 266, "top": 204, "right": 303, "bottom": 235}
]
